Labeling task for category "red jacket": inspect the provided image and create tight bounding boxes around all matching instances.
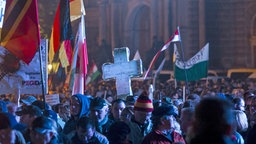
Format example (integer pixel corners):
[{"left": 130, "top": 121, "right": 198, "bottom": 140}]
[{"left": 142, "top": 130, "right": 186, "bottom": 144}]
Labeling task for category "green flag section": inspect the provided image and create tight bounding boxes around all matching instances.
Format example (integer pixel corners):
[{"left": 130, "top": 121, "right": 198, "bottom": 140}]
[
  {"left": 174, "top": 43, "right": 209, "bottom": 81},
  {"left": 86, "top": 63, "right": 101, "bottom": 85}
]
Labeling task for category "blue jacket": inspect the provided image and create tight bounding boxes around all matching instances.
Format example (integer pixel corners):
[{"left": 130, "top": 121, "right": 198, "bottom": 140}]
[{"left": 62, "top": 94, "right": 91, "bottom": 135}]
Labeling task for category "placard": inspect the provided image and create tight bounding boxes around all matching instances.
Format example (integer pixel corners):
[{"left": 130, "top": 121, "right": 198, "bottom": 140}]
[{"left": 45, "top": 94, "right": 60, "bottom": 106}]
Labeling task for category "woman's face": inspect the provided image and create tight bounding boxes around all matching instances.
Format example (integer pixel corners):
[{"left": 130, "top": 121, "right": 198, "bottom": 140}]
[{"left": 70, "top": 96, "right": 81, "bottom": 116}]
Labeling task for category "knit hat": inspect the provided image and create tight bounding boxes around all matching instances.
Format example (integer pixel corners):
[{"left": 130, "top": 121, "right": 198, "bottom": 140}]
[{"left": 134, "top": 94, "right": 153, "bottom": 112}]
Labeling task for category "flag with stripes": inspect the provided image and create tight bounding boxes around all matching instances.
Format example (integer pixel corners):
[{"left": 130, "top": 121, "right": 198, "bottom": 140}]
[
  {"left": 144, "top": 27, "right": 181, "bottom": 79},
  {"left": 49, "top": 0, "right": 73, "bottom": 68},
  {"left": 0, "top": 0, "right": 40, "bottom": 64},
  {"left": 86, "top": 62, "right": 101, "bottom": 85}
]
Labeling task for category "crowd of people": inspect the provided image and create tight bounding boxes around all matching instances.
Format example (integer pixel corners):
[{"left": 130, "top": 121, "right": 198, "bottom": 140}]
[{"left": 1, "top": 77, "right": 256, "bottom": 144}]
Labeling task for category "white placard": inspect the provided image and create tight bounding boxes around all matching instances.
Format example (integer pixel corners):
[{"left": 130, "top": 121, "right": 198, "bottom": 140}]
[{"left": 45, "top": 94, "right": 60, "bottom": 106}]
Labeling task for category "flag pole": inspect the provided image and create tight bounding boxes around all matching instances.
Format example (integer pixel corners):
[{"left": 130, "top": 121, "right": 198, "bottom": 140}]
[
  {"left": 38, "top": 41, "right": 46, "bottom": 110},
  {"left": 177, "top": 27, "right": 190, "bottom": 95},
  {"left": 153, "top": 57, "right": 166, "bottom": 92}
]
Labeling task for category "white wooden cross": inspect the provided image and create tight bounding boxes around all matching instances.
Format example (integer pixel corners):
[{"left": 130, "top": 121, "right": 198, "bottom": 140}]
[{"left": 102, "top": 47, "right": 143, "bottom": 97}]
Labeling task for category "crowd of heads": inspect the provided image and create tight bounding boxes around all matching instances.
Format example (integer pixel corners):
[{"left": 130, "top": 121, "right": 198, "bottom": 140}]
[{"left": 1, "top": 77, "right": 256, "bottom": 143}]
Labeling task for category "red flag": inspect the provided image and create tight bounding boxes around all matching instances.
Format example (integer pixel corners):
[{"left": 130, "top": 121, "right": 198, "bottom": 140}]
[
  {"left": 144, "top": 27, "right": 181, "bottom": 79},
  {"left": 0, "top": 0, "right": 40, "bottom": 64},
  {"left": 49, "top": 0, "right": 73, "bottom": 67}
]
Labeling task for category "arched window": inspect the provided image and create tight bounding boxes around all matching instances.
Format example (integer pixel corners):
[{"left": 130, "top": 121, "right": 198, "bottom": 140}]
[{"left": 126, "top": 5, "right": 150, "bottom": 60}]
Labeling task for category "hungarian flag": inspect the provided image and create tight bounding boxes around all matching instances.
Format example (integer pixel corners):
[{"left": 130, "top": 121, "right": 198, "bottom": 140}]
[
  {"left": 49, "top": 0, "right": 73, "bottom": 68},
  {"left": 86, "top": 63, "right": 101, "bottom": 85},
  {"left": 174, "top": 43, "right": 209, "bottom": 81},
  {"left": 0, "top": 0, "right": 40, "bottom": 64},
  {"left": 144, "top": 27, "right": 181, "bottom": 79}
]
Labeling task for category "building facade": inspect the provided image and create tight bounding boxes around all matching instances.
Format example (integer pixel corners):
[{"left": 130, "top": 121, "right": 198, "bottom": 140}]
[
  {"left": 81, "top": 0, "right": 256, "bottom": 70},
  {"left": 38, "top": 0, "right": 256, "bottom": 70}
]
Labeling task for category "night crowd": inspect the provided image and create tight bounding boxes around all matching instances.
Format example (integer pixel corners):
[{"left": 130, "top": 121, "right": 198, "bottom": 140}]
[{"left": 1, "top": 76, "right": 256, "bottom": 144}]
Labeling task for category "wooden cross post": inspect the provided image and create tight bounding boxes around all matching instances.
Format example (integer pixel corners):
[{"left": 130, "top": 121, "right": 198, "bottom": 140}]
[{"left": 102, "top": 47, "right": 143, "bottom": 98}]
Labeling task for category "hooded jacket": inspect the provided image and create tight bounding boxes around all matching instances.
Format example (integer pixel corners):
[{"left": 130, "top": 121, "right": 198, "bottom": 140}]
[{"left": 62, "top": 94, "right": 91, "bottom": 135}]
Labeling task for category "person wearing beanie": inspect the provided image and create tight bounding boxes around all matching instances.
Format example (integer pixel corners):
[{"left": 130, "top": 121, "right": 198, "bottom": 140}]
[
  {"left": 126, "top": 92, "right": 154, "bottom": 144},
  {"left": 142, "top": 105, "right": 185, "bottom": 144}
]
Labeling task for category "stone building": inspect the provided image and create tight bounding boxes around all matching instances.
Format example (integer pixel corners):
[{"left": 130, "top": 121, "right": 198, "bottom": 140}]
[
  {"left": 38, "top": 0, "right": 256, "bottom": 70},
  {"left": 81, "top": 0, "right": 256, "bottom": 70}
]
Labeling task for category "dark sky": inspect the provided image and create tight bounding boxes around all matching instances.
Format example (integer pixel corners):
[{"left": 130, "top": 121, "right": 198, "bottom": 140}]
[{"left": 38, "top": 0, "right": 59, "bottom": 39}]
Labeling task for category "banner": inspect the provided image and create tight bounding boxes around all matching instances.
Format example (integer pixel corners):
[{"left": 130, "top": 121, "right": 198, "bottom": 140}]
[
  {"left": 0, "top": 39, "right": 48, "bottom": 94},
  {"left": 174, "top": 43, "right": 209, "bottom": 81}
]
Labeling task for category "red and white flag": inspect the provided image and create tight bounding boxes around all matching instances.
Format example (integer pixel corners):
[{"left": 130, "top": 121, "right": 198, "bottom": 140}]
[
  {"left": 72, "top": 1, "right": 88, "bottom": 95},
  {"left": 144, "top": 27, "right": 181, "bottom": 79}
]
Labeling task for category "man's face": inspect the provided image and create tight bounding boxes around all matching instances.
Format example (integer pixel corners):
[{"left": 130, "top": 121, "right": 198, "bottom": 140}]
[
  {"left": 70, "top": 96, "right": 81, "bottom": 116},
  {"left": 20, "top": 114, "right": 35, "bottom": 126},
  {"left": 134, "top": 110, "right": 152, "bottom": 124},
  {"left": 30, "top": 129, "right": 53, "bottom": 144},
  {"left": 90, "top": 106, "right": 109, "bottom": 123},
  {"left": 76, "top": 126, "right": 94, "bottom": 143},
  {"left": 111, "top": 102, "right": 125, "bottom": 120},
  {"left": 162, "top": 115, "right": 175, "bottom": 130}
]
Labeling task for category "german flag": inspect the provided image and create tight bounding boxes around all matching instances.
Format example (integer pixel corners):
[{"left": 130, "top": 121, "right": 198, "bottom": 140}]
[{"left": 49, "top": 0, "right": 73, "bottom": 68}]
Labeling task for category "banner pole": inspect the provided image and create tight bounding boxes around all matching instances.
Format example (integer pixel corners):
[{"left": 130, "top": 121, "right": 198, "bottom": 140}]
[
  {"left": 38, "top": 40, "right": 46, "bottom": 110},
  {"left": 178, "top": 27, "right": 190, "bottom": 95}
]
